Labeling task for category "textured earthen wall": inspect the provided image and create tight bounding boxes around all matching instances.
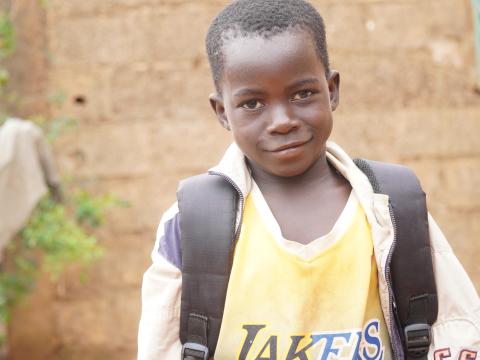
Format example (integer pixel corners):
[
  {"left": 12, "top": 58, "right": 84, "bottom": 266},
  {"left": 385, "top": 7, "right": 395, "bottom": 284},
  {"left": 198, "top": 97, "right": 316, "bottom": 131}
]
[{"left": 3, "top": 0, "right": 479, "bottom": 358}]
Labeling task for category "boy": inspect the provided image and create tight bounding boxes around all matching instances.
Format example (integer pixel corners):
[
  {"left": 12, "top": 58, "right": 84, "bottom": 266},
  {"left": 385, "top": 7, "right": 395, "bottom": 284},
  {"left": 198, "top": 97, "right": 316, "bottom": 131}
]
[{"left": 138, "top": 0, "right": 480, "bottom": 359}]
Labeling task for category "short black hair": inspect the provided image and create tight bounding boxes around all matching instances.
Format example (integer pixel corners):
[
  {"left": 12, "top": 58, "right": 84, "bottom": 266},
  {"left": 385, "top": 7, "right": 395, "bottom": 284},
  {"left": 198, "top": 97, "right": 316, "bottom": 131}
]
[{"left": 206, "top": 0, "right": 330, "bottom": 92}]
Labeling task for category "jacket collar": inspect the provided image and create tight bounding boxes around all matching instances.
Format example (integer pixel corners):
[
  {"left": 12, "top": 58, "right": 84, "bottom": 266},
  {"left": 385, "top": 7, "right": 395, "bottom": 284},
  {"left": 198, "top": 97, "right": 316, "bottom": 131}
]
[{"left": 208, "top": 142, "right": 253, "bottom": 197}]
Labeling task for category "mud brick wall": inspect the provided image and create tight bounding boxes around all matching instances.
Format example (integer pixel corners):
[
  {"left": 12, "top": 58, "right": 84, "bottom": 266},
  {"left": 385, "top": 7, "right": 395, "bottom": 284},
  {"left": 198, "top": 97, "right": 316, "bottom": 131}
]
[{"left": 2, "top": 0, "right": 479, "bottom": 358}]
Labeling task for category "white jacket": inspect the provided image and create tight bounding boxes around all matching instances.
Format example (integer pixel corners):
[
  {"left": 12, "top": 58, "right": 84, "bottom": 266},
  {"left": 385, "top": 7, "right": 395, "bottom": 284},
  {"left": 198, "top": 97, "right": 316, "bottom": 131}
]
[
  {"left": 138, "top": 142, "right": 480, "bottom": 360},
  {"left": 0, "top": 118, "right": 61, "bottom": 260}
]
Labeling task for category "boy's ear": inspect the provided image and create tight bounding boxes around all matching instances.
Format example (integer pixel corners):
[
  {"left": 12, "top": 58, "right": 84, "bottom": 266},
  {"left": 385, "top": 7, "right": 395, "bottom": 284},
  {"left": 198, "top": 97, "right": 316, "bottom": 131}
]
[
  {"left": 327, "top": 70, "right": 340, "bottom": 111},
  {"left": 209, "top": 93, "right": 230, "bottom": 131}
]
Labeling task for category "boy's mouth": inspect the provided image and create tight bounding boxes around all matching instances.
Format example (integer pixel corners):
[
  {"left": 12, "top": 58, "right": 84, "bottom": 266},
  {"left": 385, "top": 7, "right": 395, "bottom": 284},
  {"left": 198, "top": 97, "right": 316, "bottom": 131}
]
[{"left": 269, "top": 138, "right": 312, "bottom": 152}]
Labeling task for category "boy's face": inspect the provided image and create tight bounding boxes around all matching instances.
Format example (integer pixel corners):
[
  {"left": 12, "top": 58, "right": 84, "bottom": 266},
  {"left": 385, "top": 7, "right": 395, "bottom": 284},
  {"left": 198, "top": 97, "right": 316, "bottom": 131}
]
[{"left": 210, "top": 30, "right": 339, "bottom": 178}]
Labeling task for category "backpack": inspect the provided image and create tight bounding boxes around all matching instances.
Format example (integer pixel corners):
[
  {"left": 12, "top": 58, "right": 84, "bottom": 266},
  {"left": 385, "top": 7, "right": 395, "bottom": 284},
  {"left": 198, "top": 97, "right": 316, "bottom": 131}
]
[{"left": 177, "top": 159, "right": 438, "bottom": 360}]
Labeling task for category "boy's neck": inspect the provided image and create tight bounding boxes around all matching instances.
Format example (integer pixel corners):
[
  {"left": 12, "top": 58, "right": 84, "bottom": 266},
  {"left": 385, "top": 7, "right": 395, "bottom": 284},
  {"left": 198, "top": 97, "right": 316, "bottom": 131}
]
[
  {"left": 249, "top": 154, "right": 334, "bottom": 191},
  {"left": 248, "top": 152, "right": 352, "bottom": 244}
]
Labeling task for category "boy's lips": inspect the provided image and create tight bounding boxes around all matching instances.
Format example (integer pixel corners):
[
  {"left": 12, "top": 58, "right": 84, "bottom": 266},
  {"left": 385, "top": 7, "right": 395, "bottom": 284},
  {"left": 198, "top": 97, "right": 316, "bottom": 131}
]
[{"left": 268, "top": 138, "right": 312, "bottom": 152}]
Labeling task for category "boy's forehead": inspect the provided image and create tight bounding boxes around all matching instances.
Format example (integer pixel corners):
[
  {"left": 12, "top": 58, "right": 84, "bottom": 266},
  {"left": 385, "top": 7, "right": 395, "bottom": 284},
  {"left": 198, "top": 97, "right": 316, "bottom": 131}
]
[
  {"left": 221, "top": 26, "right": 314, "bottom": 54},
  {"left": 219, "top": 30, "right": 326, "bottom": 94},
  {"left": 221, "top": 29, "right": 319, "bottom": 74}
]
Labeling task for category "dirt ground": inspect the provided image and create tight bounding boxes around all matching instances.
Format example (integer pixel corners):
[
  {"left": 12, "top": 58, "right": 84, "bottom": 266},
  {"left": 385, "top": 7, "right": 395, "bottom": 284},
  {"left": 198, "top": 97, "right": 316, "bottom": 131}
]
[{"left": 2, "top": 0, "right": 479, "bottom": 359}]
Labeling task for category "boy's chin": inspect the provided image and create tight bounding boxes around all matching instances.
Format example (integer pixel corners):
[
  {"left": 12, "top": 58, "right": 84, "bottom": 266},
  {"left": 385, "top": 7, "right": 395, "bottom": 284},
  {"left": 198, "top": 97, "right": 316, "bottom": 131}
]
[
  {"left": 247, "top": 152, "right": 327, "bottom": 180},
  {"left": 255, "top": 161, "right": 317, "bottom": 179}
]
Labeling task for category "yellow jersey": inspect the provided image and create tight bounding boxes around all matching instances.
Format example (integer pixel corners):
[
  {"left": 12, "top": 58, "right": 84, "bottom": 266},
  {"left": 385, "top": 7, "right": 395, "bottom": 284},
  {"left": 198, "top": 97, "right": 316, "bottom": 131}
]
[{"left": 215, "top": 183, "right": 393, "bottom": 360}]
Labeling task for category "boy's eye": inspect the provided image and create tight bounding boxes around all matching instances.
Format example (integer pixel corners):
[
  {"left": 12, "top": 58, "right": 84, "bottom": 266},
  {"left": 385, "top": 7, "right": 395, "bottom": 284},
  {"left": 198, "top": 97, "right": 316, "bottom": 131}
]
[
  {"left": 241, "top": 100, "right": 264, "bottom": 110},
  {"left": 292, "top": 90, "right": 314, "bottom": 101}
]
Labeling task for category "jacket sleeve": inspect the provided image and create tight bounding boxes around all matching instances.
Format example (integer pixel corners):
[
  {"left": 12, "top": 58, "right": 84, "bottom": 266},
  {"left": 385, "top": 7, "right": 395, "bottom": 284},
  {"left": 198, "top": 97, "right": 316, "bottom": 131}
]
[
  {"left": 138, "top": 203, "right": 183, "bottom": 360},
  {"left": 428, "top": 214, "right": 480, "bottom": 357}
]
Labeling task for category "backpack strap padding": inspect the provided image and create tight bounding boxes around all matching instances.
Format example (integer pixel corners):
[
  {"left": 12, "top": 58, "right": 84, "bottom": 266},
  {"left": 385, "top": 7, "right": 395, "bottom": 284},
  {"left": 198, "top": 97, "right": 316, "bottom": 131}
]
[
  {"left": 354, "top": 158, "right": 438, "bottom": 358},
  {"left": 177, "top": 173, "right": 238, "bottom": 356}
]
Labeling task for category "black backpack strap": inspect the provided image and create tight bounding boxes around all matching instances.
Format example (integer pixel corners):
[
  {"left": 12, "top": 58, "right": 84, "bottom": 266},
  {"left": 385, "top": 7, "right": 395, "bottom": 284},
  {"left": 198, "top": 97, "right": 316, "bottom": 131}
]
[
  {"left": 354, "top": 159, "right": 438, "bottom": 359},
  {"left": 177, "top": 173, "right": 238, "bottom": 359}
]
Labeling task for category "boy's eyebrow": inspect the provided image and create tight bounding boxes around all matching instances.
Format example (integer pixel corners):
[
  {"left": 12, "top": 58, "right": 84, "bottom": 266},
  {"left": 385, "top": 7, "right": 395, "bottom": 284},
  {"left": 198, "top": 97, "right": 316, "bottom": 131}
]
[
  {"left": 232, "top": 78, "right": 320, "bottom": 98},
  {"left": 233, "top": 88, "right": 265, "bottom": 98},
  {"left": 287, "top": 77, "right": 320, "bottom": 90}
]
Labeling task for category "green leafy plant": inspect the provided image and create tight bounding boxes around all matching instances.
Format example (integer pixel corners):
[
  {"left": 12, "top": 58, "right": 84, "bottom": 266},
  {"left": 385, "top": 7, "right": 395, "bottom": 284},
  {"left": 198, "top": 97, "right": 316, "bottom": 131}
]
[
  {"left": 21, "top": 195, "right": 103, "bottom": 277},
  {"left": 74, "top": 191, "right": 128, "bottom": 228},
  {"left": 0, "top": 190, "right": 124, "bottom": 329},
  {"left": 0, "top": 12, "right": 14, "bottom": 60}
]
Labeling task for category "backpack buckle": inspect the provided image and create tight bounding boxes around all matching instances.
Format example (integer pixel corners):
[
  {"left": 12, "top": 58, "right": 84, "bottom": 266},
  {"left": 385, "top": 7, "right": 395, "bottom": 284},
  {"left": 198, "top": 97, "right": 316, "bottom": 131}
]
[
  {"left": 182, "top": 342, "right": 209, "bottom": 360},
  {"left": 404, "top": 323, "right": 431, "bottom": 358}
]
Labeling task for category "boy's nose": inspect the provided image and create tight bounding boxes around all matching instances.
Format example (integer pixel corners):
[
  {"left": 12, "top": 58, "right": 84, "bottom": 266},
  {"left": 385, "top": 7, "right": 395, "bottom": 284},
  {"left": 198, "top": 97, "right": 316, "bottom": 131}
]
[{"left": 267, "top": 105, "right": 299, "bottom": 134}]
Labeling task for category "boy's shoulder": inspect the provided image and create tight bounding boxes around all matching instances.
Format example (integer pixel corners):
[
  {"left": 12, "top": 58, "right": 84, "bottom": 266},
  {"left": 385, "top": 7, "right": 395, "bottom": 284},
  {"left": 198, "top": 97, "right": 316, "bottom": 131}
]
[{"left": 155, "top": 201, "right": 181, "bottom": 269}]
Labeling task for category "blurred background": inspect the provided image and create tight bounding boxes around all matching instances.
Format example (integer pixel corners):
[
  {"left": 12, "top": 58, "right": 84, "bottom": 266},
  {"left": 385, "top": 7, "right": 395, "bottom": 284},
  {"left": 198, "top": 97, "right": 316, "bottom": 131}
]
[{"left": 0, "top": 0, "right": 478, "bottom": 359}]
